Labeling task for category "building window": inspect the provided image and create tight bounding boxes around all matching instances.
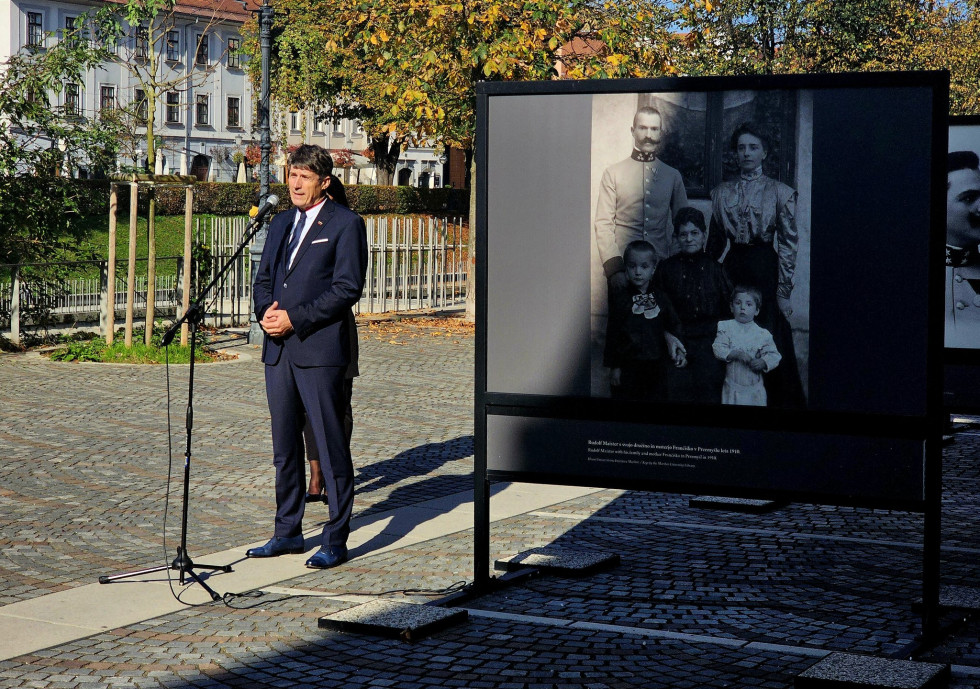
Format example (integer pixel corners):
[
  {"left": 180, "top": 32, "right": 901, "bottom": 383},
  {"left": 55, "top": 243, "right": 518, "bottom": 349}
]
[
  {"left": 227, "top": 37, "right": 240, "bottom": 68},
  {"left": 195, "top": 34, "right": 208, "bottom": 66},
  {"left": 166, "top": 30, "right": 180, "bottom": 61},
  {"left": 227, "top": 96, "right": 240, "bottom": 128},
  {"left": 27, "top": 12, "right": 44, "bottom": 48},
  {"left": 62, "top": 15, "right": 78, "bottom": 44},
  {"left": 64, "top": 83, "right": 80, "bottom": 116},
  {"left": 165, "top": 91, "right": 180, "bottom": 123},
  {"left": 290, "top": 112, "right": 300, "bottom": 132},
  {"left": 100, "top": 85, "right": 116, "bottom": 112},
  {"left": 196, "top": 94, "right": 209, "bottom": 126},
  {"left": 134, "top": 88, "right": 147, "bottom": 125},
  {"left": 135, "top": 26, "right": 148, "bottom": 60},
  {"left": 98, "top": 33, "right": 114, "bottom": 54}
]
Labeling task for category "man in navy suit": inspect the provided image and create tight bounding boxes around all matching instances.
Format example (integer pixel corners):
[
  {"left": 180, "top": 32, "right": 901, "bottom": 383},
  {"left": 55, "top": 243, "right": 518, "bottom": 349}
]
[{"left": 248, "top": 144, "right": 367, "bottom": 569}]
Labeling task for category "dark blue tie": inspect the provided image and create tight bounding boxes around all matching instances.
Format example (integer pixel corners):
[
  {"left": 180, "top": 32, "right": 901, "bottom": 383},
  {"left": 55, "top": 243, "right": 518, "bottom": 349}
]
[{"left": 284, "top": 210, "right": 306, "bottom": 269}]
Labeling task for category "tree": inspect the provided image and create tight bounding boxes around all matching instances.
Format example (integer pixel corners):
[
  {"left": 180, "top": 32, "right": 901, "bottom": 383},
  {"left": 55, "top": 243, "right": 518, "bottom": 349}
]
[
  {"left": 245, "top": 0, "right": 679, "bottom": 315},
  {"left": 672, "top": 0, "right": 980, "bottom": 113},
  {"left": 240, "top": 0, "right": 409, "bottom": 184},
  {"left": 85, "top": 0, "right": 237, "bottom": 344},
  {"left": 91, "top": 0, "right": 235, "bottom": 172},
  {"left": 0, "top": 11, "right": 125, "bottom": 268},
  {"left": 251, "top": 0, "right": 980, "bottom": 321},
  {"left": 672, "top": 0, "right": 926, "bottom": 75},
  {"left": 912, "top": 0, "right": 980, "bottom": 114}
]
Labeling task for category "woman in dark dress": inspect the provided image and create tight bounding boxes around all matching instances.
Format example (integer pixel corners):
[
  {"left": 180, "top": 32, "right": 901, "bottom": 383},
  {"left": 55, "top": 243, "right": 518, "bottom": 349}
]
[
  {"left": 304, "top": 175, "right": 359, "bottom": 503},
  {"left": 652, "top": 207, "right": 731, "bottom": 404}
]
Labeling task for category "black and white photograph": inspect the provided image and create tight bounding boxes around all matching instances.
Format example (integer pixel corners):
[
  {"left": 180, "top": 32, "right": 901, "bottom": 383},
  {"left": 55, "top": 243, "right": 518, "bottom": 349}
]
[
  {"left": 590, "top": 91, "right": 813, "bottom": 409},
  {"left": 481, "top": 72, "right": 942, "bottom": 503},
  {"left": 946, "top": 120, "right": 980, "bottom": 351}
]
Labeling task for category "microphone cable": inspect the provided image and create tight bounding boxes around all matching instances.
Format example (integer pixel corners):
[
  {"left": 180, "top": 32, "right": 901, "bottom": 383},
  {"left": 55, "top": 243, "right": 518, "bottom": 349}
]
[
  {"left": 160, "top": 307, "right": 229, "bottom": 606},
  {"left": 161, "top": 339, "right": 188, "bottom": 604}
]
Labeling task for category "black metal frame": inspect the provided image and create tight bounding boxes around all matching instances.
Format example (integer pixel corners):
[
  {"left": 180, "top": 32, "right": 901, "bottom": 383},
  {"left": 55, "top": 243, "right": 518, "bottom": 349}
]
[
  {"left": 943, "top": 115, "right": 980, "bottom": 413},
  {"left": 473, "top": 71, "right": 949, "bottom": 643}
]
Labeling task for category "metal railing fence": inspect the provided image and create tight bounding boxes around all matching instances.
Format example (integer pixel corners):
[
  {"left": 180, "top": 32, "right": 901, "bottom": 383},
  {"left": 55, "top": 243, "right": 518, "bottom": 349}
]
[{"left": 1, "top": 215, "right": 467, "bottom": 342}]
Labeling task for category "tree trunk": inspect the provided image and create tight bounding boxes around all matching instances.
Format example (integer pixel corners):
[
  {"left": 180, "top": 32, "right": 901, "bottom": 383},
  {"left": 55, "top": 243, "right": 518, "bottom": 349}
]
[
  {"left": 124, "top": 182, "right": 138, "bottom": 347},
  {"left": 144, "top": 187, "right": 156, "bottom": 344},
  {"left": 371, "top": 133, "right": 402, "bottom": 185}
]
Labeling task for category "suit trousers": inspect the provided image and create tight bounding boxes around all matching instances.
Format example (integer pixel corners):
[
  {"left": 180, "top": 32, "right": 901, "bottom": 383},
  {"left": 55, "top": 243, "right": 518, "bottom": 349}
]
[{"left": 265, "top": 347, "right": 354, "bottom": 547}]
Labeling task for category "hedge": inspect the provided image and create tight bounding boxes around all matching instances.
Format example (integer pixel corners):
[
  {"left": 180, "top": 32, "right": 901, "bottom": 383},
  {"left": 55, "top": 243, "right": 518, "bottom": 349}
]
[{"left": 1, "top": 178, "right": 469, "bottom": 218}]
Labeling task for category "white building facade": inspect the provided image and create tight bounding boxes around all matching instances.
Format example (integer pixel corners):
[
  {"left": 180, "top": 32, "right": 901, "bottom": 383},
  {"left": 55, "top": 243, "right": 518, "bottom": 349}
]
[
  {"left": 281, "top": 109, "right": 450, "bottom": 188},
  {"left": 2, "top": 0, "right": 253, "bottom": 181},
  {"left": 3, "top": 0, "right": 455, "bottom": 187}
]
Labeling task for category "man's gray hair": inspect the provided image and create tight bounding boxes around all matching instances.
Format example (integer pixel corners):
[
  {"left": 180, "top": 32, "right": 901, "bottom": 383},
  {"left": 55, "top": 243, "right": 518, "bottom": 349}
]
[{"left": 287, "top": 144, "right": 334, "bottom": 179}]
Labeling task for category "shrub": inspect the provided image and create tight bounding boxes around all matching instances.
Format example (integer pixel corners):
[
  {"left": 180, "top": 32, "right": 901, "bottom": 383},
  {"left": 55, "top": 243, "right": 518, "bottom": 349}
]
[
  {"left": 46, "top": 326, "right": 215, "bottom": 363},
  {"left": 34, "top": 179, "right": 469, "bottom": 218}
]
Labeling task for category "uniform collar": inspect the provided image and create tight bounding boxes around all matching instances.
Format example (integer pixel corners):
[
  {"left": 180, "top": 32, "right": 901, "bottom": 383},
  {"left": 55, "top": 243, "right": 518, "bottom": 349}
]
[
  {"left": 947, "top": 244, "right": 979, "bottom": 267},
  {"left": 631, "top": 149, "right": 657, "bottom": 163}
]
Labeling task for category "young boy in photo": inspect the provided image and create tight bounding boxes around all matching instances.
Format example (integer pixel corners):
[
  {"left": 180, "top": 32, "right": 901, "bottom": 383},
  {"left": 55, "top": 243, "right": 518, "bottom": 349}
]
[
  {"left": 604, "top": 240, "right": 684, "bottom": 402},
  {"left": 712, "top": 285, "right": 781, "bottom": 406}
]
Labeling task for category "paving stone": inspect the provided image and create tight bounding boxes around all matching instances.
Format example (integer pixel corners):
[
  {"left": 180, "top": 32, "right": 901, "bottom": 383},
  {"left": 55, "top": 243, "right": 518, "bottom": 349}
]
[
  {"left": 3, "top": 330, "right": 980, "bottom": 688},
  {"left": 319, "top": 600, "right": 467, "bottom": 641},
  {"left": 795, "top": 652, "right": 950, "bottom": 688},
  {"left": 494, "top": 547, "right": 620, "bottom": 576},
  {"left": 939, "top": 585, "right": 980, "bottom": 610},
  {"left": 689, "top": 496, "right": 786, "bottom": 513}
]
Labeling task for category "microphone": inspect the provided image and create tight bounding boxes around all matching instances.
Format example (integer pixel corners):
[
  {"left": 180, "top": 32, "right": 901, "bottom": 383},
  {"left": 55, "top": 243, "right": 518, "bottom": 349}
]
[
  {"left": 160, "top": 193, "right": 281, "bottom": 347},
  {"left": 248, "top": 194, "right": 279, "bottom": 227}
]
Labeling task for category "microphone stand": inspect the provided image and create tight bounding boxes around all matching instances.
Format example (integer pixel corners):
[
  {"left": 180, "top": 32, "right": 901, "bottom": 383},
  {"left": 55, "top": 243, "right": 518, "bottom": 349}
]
[{"left": 99, "top": 209, "right": 273, "bottom": 600}]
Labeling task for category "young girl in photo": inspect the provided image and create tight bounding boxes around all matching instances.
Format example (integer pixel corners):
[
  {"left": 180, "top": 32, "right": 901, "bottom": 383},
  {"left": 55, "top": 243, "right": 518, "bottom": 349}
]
[{"left": 712, "top": 286, "right": 781, "bottom": 406}]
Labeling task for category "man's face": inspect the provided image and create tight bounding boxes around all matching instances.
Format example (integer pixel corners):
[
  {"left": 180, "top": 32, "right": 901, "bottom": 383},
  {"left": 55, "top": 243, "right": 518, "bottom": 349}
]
[
  {"left": 288, "top": 165, "right": 329, "bottom": 210},
  {"left": 947, "top": 167, "right": 980, "bottom": 247},
  {"left": 631, "top": 112, "right": 662, "bottom": 155}
]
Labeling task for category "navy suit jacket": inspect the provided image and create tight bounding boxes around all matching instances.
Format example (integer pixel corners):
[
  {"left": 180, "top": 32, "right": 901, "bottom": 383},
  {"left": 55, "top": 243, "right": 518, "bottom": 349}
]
[{"left": 253, "top": 199, "right": 367, "bottom": 367}]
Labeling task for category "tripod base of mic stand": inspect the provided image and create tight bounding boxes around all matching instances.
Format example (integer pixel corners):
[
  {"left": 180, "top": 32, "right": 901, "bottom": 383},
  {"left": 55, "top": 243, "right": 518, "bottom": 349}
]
[{"left": 99, "top": 548, "right": 232, "bottom": 601}]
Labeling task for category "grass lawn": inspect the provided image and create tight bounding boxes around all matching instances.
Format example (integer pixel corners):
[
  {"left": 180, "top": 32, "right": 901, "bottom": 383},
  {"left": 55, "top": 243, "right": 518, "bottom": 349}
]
[
  {"left": 84, "top": 214, "right": 195, "bottom": 263},
  {"left": 6, "top": 211, "right": 467, "bottom": 282},
  {"left": 40, "top": 214, "right": 238, "bottom": 280}
]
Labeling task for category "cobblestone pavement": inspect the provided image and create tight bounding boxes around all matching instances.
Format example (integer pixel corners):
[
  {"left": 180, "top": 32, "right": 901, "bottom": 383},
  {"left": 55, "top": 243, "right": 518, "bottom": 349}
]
[{"left": 2, "top": 319, "right": 980, "bottom": 688}]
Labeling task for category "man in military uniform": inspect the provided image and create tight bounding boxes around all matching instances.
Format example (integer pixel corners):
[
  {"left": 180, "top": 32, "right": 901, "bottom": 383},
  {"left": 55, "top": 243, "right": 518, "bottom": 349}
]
[
  {"left": 946, "top": 150, "right": 980, "bottom": 349},
  {"left": 594, "top": 106, "right": 688, "bottom": 291}
]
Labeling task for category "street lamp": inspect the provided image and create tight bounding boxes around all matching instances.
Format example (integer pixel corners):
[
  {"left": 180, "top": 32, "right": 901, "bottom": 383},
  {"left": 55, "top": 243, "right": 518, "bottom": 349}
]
[
  {"left": 257, "top": 0, "right": 273, "bottom": 201},
  {"left": 437, "top": 150, "right": 449, "bottom": 188},
  {"left": 241, "top": 0, "right": 276, "bottom": 344},
  {"left": 57, "top": 137, "right": 68, "bottom": 178}
]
